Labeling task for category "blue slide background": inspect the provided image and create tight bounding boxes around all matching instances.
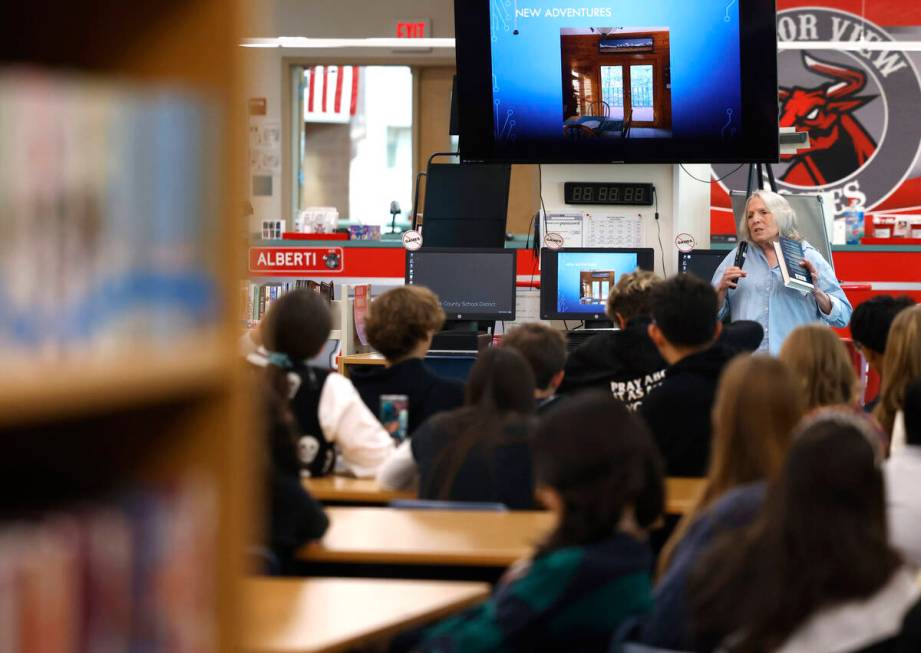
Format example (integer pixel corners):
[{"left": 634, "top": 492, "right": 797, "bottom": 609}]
[
  {"left": 557, "top": 252, "right": 639, "bottom": 314},
  {"left": 488, "top": 0, "right": 741, "bottom": 143}
]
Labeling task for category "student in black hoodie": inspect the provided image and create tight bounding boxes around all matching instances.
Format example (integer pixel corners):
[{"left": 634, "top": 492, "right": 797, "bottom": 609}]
[
  {"left": 558, "top": 270, "right": 667, "bottom": 410},
  {"left": 352, "top": 285, "right": 465, "bottom": 436},
  {"left": 640, "top": 274, "right": 738, "bottom": 477}
]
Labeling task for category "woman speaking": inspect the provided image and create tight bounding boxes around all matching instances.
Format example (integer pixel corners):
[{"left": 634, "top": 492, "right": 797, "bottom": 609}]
[{"left": 711, "top": 190, "right": 852, "bottom": 355}]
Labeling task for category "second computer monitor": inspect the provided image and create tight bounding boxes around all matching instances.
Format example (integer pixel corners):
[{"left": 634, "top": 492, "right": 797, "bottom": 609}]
[
  {"left": 540, "top": 248, "right": 655, "bottom": 321},
  {"left": 405, "top": 248, "right": 517, "bottom": 321},
  {"left": 677, "top": 249, "right": 732, "bottom": 284}
]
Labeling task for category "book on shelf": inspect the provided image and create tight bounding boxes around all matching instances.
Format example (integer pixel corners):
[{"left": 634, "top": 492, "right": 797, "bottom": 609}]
[
  {"left": 0, "top": 70, "right": 220, "bottom": 363},
  {"left": 772, "top": 237, "right": 815, "bottom": 293},
  {"left": 0, "top": 477, "right": 216, "bottom": 652},
  {"left": 242, "top": 280, "right": 334, "bottom": 326}
]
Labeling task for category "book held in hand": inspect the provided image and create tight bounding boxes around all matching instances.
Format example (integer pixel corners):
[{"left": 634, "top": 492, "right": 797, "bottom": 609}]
[{"left": 772, "top": 237, "right": 815, "bottom": 293}]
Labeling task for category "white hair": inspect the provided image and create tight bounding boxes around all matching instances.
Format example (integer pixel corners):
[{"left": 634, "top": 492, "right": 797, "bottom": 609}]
[{"left": 739, "top": 190, "right": 802, "bottom": 242}]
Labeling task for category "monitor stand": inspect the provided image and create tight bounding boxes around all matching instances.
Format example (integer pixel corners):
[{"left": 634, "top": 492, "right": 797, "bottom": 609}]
[
  {"left": 582, "top": 319, "right": 614, "bottom": 330},
  {"left": 431, "top": 320, "right": 491, "bottom": 352}
]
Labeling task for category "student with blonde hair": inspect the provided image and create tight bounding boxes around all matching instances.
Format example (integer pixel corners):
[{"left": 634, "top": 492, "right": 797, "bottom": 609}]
[
  {"left": 631, "top": 355, "right": 804, "bottom": 650},
  {"left": 779, "top": 323, "right": 859, "bottom": 412},
  {"left": 876, "top": 304, "right": 921, "bottom": 449}
]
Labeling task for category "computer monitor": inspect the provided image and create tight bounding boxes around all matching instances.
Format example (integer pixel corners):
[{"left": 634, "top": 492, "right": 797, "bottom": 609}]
[
  {"left": 405, "top": 248, "right": 517, "bottom": 321},
  {"left": 540, "top": 248, "right": 655, "bottom": 321},
  {"left": 421, "top": 163, "right": 511, "bottom": 248},
  {"left": 677, "top": 249, "right": 731, "bottom": 284}
]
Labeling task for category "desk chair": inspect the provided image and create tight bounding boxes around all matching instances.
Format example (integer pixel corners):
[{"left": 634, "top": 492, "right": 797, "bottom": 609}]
[{"left": 390, "top": 499, "right": 508, "bottom": 512}]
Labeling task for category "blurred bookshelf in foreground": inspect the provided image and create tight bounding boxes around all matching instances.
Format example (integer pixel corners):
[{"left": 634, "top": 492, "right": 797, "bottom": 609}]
[{"left": 0, "top": 1, "right": 252, "bottom": 652}]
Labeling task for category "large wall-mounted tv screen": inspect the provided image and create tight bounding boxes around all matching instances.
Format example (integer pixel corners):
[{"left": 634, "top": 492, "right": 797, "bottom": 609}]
[{"left": 454, "top": 0, "right": 778, "bottom": 164}]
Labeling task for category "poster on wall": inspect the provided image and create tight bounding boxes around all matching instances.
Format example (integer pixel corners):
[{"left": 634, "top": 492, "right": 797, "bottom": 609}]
[{"left": 710, "top": 1, "right": 921, "bottom": 238}]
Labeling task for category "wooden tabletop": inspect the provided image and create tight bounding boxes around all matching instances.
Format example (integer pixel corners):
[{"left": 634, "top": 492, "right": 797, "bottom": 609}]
[
  {"left": 338, "top": 352, "right": 385, "bottom": 376},
  {"left": 304, "top": 475, "right": 704, "bottom": 514},
  {"left": 298, "top": 507, "right": 556, "bottom": 566},
  {"left": 303, "top": 476, "right": 415, "bottom": 503},
  {"left": 665, "top": 477, "right": 704, "bottom": 515},
  {"left": 243, "top": 577, "right": 489, "bottom": 653}
]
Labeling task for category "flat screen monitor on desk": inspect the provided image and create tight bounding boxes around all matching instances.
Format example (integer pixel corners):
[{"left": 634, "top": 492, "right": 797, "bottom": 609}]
[
  {"left": 540, "top": 248, "right": 654, "bottom": 322},
  {"left": 405, "top": 248, "right": 517, "bottom": 322},
  {"left": 677, "top": 249, "right": 730, "bottom": 284}
]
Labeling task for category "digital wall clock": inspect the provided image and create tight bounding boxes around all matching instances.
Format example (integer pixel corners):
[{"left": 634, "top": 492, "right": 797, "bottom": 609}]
[{"left": 563, "top": 182, "right": 655, "bottom": 206}]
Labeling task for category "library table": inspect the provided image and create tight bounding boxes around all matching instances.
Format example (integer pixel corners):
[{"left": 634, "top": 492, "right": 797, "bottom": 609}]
[
  {"left": 244, "top": 577, "right": 488, "bottom": 653},
  {"left": 297, "top": 507, "right": 555, "bottom": 567}
]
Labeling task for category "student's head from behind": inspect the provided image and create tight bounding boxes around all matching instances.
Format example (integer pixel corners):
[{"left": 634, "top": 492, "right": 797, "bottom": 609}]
[
  {"left": 691, "top": 410, "right": 898, "bottom": 651},
  {"left": 647, "top": 274, "right": 721, "bottom": 363},
  {"left": 502, "top": 323, "right": 567, "bottom": 398},
  {"left": 465, "top": 346, "right": 536, "bottom": 415},
  {"left": 876, "top": 304, "right": 921, "bottom": 435},
  {"left": 365, "top": 285, "right": 445, "bottom": 363},
  {"left": 708, "top": 354, "right": 804, "bottom": 497},
  {"left": 849, "top": 295, "right": 914, "bottom": 373},
  {"left": 779, "top": 324, "right": 859, "bottom": 411},
  {"left": 261, "top": 288, "right": 332, "bottom": 361},
  {"left": 605, "top": 270, "right": 664, "bottom": 328},
  {"left": 532, "top": 392, "right": 664, "bottom": 554},
  {"left": 903, "top": 375, "right": 921, "bottom": 447}
]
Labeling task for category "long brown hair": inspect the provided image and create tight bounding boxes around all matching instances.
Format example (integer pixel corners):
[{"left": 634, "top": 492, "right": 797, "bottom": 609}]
[
  {"left": 432, "top": 347, "right": 537, "bottom": 500},
  {"left": 779, "top": 324, "right": 859, "bottom": 411},
  {"left": 658, "top": 355, "right": 803, "bottom": 573},
  {"left": 532, "top": 391, "right": 664, "bottom": 555},
  {"left": 875, "top": 305, "right": 921, "bottom": 435},
  {"left": 689, "top": 410, "right": 900, "bottom": 652}
]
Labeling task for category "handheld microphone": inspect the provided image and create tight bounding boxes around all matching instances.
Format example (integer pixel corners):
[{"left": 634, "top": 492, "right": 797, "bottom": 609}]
[
  {"left": 733, "top": 241, "right": 748, "bottom": 269},
  {"left": 732, "top": 241, "right": 748, "bottom": 283}
]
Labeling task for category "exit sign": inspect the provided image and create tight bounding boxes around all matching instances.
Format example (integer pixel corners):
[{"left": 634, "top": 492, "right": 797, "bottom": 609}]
[{"left": 394, "top": 19, "right": 430, "bottom": 38}]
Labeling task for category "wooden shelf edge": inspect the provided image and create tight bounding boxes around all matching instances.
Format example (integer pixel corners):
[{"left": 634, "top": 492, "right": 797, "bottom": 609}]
[{"left": 0, "top": 336, "right": 234, "bottom": 427}]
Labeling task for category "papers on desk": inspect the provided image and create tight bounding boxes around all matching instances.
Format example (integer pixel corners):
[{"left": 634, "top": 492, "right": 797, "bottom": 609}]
[
  {"left": 542, "top": 212, "right": 643, "bottom": 248},
  {"left": 495, "top": 289, "right": 546, "bottom": 334}
]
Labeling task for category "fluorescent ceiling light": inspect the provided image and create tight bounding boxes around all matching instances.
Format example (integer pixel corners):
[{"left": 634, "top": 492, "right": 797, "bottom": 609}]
[
  {"left": 241, "top": 37, "right": 456, "bottom": 49},
  {"left": 778, "top": 40, "right": 921, "bottom": 51}
]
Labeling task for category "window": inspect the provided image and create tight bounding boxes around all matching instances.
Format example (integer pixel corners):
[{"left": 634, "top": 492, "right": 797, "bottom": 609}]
[{"left": 293, "top": 65, "right": 414, "bottom": 227}]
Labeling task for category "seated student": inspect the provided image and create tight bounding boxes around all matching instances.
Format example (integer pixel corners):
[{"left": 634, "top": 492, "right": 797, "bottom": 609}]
[
  {"left": 501, "top": 322, "right": 567, "bottom": 413},
  {"left": 876, "top": 305, "right": 921, "bottom": 451},
  {"left": 377, "top": 347, "right": 537, "bottom": 509},
  {"left": 408, "top": 392, "right": 664, "bottom": 653},
  {"left": 632, "top": 356, "right": 803, "bottom": 650},
  {"left": 690, "top": 410, "right": 921, "bottom": 653},
  {"left": 850, "top": 295, "right": 915, "bottom": 412},
  {"left": 249, "top": 289, "right": 394, "bottom": 478},
  {"left": 886, "top": 375, "right": 921, "bottom": 568},
  {"left": 639, "top": 274, "right": 738, "bottom": 477},
  {"left": 351, "top": 285, "right": 465, "bottom": 436},
  {"left": 558, "top": 270, "right": 667, "bottom": 409},
  {"left": 779, "top": 324, "right": 860, "bottom": 413},
  {"left": 260, "top": 385, "right": 329, "bottom": 573}
]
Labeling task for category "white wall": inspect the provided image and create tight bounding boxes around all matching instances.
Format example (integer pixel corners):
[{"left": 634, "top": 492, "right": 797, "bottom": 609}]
[{"left": 540, "top": 164, "right": 711, "bottom": 278}]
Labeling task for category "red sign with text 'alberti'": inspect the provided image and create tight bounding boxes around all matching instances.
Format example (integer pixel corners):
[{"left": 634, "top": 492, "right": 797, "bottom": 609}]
[{"left": 249, "top": 247, "right": 344, "bottom": 274}]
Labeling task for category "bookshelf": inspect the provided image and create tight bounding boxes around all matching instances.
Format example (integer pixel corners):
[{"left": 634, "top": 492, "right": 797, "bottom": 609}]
[{"left": 0, "top": 2, "right": 251, "bottom": 651}]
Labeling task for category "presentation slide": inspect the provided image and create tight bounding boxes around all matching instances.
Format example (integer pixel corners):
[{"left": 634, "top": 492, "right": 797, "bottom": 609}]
[
  {"left": 488, "top": 0, "right": 742, "bottom": 148},
  {"left": 556, "top": 251, "right": 639, "bottom": 314}
]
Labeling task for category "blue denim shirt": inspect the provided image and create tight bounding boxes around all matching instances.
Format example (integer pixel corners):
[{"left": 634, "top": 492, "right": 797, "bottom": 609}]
[{"left": 711, "top": 241, "right": 852, "bottom": 355}]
